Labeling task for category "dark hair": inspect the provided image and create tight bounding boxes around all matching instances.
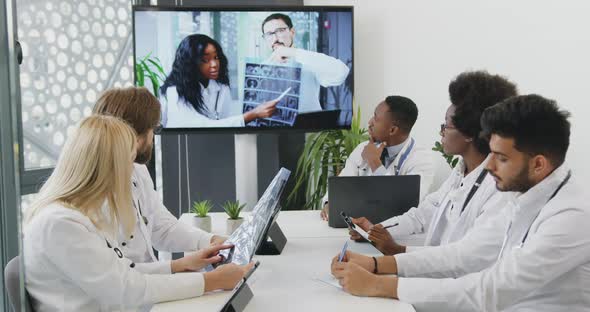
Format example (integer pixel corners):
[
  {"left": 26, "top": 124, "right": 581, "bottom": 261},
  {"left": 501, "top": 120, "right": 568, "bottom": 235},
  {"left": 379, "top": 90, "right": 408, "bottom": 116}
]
[
  {"left": 481, "top": 94, "right": 570, "bottom": 167},
  {"left": 261, "top": 13, "right": 293, "bottom": 33},
  {"left": 449, "top": 70, "right": 518, "bottom": 154},
  {"left": 160, "top": 34, "right": 229, "bottom": 115},
  {"left": 384, "top": 96, "right": 418, "bottom": 133},
  {"left": 93, "top": 87, "right": 160, "bottom": 136}
]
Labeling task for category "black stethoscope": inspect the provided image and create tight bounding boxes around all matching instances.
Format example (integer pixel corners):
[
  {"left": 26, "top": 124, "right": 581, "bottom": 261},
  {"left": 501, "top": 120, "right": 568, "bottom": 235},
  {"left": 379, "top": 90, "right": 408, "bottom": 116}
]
[
  {"left": 498, "top": 170, "right": 571, "bottom": 259},
  {"left": 132, "top": 181, "right": 149, "bottom": 226},
  {"left": 451, "top": 169, "right": 489, "bottom": 215},
  {"left": 104, "top": 237, "right": 136, "bottom": 268},
  {"left": 520, "top": 170, "right": 571, "bottom": 244},
  {"left": 100, "top": 180, "right": 149, "bottom": 269}
]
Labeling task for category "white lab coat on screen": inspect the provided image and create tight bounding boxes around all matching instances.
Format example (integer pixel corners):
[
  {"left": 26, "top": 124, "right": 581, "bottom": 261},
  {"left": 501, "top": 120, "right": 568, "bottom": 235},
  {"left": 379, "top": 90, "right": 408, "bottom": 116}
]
[{"left": 161, "top": 82, "right": 245, "bottom": 128}]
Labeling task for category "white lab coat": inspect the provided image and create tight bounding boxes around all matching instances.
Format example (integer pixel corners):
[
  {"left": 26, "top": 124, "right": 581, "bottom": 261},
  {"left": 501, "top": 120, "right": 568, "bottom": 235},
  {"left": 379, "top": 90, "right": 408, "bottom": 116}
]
[
  {"left": 24, "top": 204, "right": 206, "bottom": 312},
  {"left": 289, "top": 49, "right": 350, "bottom": 112},
  {"left": 394, "top": 202, "right": 510, "bottom": 279},
  {"left": 383, "top": 155, "right": 502, "bottom": 252},
  {"left": 397, "top": 164, "right": 590, "bottom": 312},
  {"left": 161, "top": 81, "right": 245, "bottom": 128},
  {"left": 121, "top": 164, "right": 214, "bottom": 274},
  {"left": 322, "top": 138, "right": 437, "bottom": 204}
]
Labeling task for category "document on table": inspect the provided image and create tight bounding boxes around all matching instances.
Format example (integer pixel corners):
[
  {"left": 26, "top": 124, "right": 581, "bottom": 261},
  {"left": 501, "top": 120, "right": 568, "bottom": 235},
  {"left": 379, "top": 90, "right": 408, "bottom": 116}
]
[{"left": 315, "top": 274, "right": 342, "bottom": 289}]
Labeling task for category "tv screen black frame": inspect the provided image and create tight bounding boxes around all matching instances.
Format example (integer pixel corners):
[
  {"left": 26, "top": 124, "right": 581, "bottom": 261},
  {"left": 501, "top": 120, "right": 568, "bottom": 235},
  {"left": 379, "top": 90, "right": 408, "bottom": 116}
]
[{"left": 132, "top": 4, "right": 354, "bottom": 134}]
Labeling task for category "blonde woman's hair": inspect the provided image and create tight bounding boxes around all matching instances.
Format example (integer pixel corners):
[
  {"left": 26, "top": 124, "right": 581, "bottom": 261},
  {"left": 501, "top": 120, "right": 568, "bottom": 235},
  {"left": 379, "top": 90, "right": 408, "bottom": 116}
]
[{"left": 26, "top": 115, "right": 137, "bottom": 236}]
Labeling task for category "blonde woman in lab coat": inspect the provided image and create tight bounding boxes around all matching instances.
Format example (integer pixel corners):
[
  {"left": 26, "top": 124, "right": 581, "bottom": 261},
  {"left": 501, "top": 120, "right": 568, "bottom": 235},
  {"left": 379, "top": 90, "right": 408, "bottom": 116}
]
[{"left": 23, "top": 115, "right": 253, "bottom": 312}]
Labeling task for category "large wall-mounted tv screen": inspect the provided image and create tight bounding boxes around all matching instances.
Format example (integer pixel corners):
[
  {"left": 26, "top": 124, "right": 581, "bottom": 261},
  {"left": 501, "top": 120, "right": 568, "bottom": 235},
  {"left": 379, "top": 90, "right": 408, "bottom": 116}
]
[{"left": 133, "top": 6, "right": 353, "bottom": 132}]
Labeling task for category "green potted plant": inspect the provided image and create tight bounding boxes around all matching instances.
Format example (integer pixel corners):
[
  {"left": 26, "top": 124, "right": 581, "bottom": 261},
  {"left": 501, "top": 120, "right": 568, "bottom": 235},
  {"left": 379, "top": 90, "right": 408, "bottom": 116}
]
[
  {"left": 190, "top": 200, "right": 213, "bottom": 232},
  {"left": 432, "top": 140, "right": 459, "bottom": 168},
  {"left": 135, "top": 52, "right": 166, "bottom": 97},
  {"left": 286, "top": 106, "right": 369, "bottom": 210},
  {"left": 222, "top": 200, "right": 246, "bottom": 235}
]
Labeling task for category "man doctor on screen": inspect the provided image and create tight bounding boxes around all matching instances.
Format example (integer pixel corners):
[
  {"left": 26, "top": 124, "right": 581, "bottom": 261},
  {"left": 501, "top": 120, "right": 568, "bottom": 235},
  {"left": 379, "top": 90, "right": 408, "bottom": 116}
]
[{"left": 261, "top": 13, "right": 350, "bottom": 112}]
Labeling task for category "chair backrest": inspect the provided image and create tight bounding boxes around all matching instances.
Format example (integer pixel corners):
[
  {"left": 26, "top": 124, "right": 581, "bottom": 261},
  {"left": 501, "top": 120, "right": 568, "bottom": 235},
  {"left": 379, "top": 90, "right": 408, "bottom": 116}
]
[{"left": 4, "top": 256, "right": 34, "bottom": 312}]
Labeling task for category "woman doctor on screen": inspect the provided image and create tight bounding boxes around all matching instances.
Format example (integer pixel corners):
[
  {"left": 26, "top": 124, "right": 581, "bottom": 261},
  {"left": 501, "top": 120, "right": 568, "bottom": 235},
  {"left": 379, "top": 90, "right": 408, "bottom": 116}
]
[
  {"left": 160, "top": 34, "right": 278, "bottom": 128},
  {"left": 23, "top": 115, "right": 254, "bottom": 312}
]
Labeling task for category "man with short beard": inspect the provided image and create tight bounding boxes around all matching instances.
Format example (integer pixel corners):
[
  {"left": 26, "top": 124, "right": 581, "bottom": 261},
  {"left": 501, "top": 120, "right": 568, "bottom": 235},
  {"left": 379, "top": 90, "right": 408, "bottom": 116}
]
[
  {"left": 93, "top": 87, "right": 226, "bottom": 274},
  {"left": 261, "top": 13, "right": 350, "bottom": 112}
]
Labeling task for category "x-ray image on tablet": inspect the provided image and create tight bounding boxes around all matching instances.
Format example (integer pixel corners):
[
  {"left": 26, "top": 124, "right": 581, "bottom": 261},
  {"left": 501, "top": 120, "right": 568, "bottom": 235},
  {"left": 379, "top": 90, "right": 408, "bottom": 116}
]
[{"left": 218, "top": 168, "right": 291, "bottom": 265}]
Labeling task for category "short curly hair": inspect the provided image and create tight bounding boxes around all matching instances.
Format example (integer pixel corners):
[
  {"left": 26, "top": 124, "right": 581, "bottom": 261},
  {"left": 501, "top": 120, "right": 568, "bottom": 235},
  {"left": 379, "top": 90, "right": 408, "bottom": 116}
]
[
  {"left": 449, "top": 71, "right": 518, "bottom": 154},
  {"left": 481, "top": 94, "right": 570, "bottom": 167}
]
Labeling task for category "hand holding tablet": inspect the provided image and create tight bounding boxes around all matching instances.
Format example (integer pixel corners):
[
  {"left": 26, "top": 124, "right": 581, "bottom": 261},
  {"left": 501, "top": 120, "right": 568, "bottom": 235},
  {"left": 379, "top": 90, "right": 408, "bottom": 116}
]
[{"left": 340, "top": 211, "right": 372, "bottom": 242}]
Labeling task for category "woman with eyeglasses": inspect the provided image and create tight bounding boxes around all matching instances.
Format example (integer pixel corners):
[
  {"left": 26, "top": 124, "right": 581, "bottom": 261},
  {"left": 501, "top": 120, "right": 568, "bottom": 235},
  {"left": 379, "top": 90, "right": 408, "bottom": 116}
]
[
  {"left": 349, "top": 70, "right": 517, "bottom": 257},
  {"left": 23, "top": 115, "right": 253, "bottom": 311},
  {"left": 160, "top": 34, "right": 279, "bottom": 128}
]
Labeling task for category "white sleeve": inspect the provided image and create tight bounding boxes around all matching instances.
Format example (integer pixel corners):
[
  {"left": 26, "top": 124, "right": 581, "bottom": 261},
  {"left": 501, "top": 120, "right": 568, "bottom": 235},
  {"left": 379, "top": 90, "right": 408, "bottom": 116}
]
[
  {"left": 395, "top": 196, "right": 509, "bottom": 278},
  {"left": 323, "top": 143, "right": 364, "bottom": 204},
  {"left": 41, "top": 216, "right": 205, "bottom": 308},
  {"left": 381, "top": 180, "right": 450, "bottom": 237},
  {"left": 163, "top": 88, "right": 245, "bottom": 128},
  {"left": 371, "top": 165, "right": 390, "bottom": 176},
  {"left": 294, "top": 49, "right": 350, "bottom": 87},
  {"left": 134, "top": 261, "right": 172, "bottom": 275},
  {"left": 138, "top": 166, "right": 214, "bottom": 252},
  {"left": 397, "top": 203, "right": 590, "bottom": 312}
]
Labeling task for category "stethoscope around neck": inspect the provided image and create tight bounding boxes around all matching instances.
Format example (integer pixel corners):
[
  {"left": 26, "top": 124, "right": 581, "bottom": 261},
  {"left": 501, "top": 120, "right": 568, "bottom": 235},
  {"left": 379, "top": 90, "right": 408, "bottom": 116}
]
[
  {"left": 98, "top": 180, "right": 150, "bottom": 268},
  {"left": 103, "top": 236, "right": 136, "bottom": 268},
  {"left": 358, "top": 138, "right": 415, "bottom": 174},
  {"left": 497, "top": 170, "right": 572, "bottom": 260}
]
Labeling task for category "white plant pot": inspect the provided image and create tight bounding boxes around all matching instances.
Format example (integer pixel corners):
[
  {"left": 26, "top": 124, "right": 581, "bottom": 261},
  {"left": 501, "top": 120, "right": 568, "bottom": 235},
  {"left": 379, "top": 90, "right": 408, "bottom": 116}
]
[
  {"left": 192, "top": 216, "right": 211, "bottom": 233},
  {"left": 226, "top": 218, "right": 244, "bottom": 235}
]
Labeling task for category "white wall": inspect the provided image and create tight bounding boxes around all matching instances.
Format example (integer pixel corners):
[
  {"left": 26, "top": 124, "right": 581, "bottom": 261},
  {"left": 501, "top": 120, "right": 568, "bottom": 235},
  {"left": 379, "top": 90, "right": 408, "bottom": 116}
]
[{"left": 307, "top": 0, "right": 590, "bottom": 182}]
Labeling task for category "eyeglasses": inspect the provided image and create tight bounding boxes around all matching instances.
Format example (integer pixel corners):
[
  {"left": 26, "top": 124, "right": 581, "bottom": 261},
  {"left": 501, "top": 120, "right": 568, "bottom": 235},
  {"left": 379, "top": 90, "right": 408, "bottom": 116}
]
[
  {"left": 262, "top": 27, "right": 289, "bottom": 40},
  {"left": 153, "top": 123, "right": 163, "bottom": 135},
  {"left": 440, "top": 123, "right": 456, "bottom": 133}
]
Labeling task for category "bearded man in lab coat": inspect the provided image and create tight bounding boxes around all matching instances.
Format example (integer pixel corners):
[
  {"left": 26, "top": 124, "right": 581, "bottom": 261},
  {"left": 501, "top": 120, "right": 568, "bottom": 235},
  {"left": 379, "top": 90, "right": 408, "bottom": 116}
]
[
  {"left": 331, "top": 94, "right": 590, "bottom": 311},
  {"left": 93, "top": 87, "right": 226, "bottom": 274}
]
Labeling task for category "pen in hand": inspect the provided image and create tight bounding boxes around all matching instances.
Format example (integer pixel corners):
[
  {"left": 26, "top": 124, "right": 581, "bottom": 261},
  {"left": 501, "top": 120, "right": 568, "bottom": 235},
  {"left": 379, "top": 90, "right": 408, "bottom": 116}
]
[{"left": 338, "top": 241, "right": 349, "bottom": 262}]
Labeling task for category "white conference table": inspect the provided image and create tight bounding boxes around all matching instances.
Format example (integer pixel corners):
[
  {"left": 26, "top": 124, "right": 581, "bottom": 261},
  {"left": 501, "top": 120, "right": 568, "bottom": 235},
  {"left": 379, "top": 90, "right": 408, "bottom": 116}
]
[{"left": 153, "top": 211, "right": 420, "bottom": 312}]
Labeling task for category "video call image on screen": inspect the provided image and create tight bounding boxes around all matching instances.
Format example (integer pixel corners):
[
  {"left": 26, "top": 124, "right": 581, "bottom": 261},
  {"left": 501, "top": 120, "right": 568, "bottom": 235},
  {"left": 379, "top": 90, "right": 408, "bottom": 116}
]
[
  {"left": 133, "top": 7, "right": 353, "bottom": 131},
  {"left": 243, "top": 61, "right": 301, "bottom": 127}
]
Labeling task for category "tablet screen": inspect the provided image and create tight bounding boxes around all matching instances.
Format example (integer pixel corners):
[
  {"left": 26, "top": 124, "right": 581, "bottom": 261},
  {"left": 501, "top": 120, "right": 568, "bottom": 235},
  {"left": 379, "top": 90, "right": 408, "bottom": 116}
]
[{"left": 218, "top": 168, "right": 290, "bottom": 265}]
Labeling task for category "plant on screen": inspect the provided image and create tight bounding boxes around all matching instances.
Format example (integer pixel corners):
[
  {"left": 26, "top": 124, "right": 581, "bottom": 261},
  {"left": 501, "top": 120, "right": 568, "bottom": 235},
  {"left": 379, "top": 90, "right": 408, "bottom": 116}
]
[{"left": 135, "top": 52, "right": 166, "bottom": 97}]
